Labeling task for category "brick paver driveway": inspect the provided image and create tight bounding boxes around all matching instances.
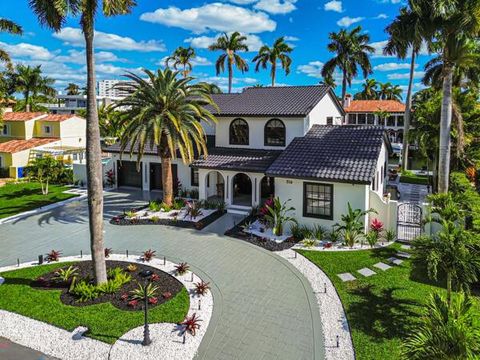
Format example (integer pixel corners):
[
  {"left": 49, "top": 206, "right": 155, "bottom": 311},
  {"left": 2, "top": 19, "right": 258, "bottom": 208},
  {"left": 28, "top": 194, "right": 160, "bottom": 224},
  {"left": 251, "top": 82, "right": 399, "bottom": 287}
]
[{"left": 0, "top": 190, "right": 324, "bottom": 360}]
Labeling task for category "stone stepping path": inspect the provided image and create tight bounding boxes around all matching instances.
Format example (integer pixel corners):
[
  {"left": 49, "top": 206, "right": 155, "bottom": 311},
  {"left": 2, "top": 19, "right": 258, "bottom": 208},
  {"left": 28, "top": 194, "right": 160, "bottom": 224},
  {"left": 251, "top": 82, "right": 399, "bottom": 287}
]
[
  {"left": 357, "top": 268, "right": 376, "bottom": 277},
  {"left": 387, "top": 257, "right": 403, "bottom": 265},
  {"left": 373, "top": 262, "right": 392, "bottom": 271},
  {"left": 401, "top": 244, "right": 411, "bottom": 250},
  {"left": 396, "top": 251, "right": 412, "bottom": 259},
  {"left": 338, "top": 273, "right": 356, "bottom": 282},
  {"left": 0, "top": 277, "right": 4, "bottom": 285}
]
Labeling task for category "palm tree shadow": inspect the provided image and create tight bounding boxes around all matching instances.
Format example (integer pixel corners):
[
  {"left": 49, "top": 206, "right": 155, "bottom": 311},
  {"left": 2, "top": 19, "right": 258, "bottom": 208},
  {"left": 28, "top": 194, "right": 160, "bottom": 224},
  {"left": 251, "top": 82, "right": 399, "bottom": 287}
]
[{"left": 346, "top": 283, "right": 421, "bottom": 341}]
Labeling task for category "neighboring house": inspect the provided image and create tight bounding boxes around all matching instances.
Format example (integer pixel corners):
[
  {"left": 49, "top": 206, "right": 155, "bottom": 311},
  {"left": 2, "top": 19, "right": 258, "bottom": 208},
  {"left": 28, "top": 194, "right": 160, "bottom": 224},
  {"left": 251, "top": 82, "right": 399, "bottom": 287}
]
[
  {"left": 0, "top": 112, "right": 86, "bottom": 178},
  {"left": 105, "top": 85, "right": 397, "bottom": 229},
  {"left": 343, "top": 95, "right": 407, "bottom": 146},
  {"left": 45, "top": 95, "right": 119, "bottom": 115}
]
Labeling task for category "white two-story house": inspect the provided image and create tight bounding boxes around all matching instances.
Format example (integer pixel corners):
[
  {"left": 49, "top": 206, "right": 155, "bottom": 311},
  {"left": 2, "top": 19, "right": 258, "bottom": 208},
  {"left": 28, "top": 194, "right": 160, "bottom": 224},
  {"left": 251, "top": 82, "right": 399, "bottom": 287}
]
[{"left": 105, "top": 85, "right": 396, "bottom": 229}]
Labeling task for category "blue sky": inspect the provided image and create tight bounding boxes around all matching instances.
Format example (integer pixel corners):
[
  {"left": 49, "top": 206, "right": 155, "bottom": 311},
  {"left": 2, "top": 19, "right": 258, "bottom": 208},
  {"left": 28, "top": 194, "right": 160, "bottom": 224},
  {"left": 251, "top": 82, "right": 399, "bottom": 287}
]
[{"left": 0, "top": 0, "right": 430, "bottom": 97}]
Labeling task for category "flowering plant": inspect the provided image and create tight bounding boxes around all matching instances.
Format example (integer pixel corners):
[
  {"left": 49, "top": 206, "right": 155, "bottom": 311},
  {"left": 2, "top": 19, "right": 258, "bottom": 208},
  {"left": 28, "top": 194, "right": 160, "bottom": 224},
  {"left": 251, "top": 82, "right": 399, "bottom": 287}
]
[{"left": 370, "top": 218, "right": 384, "bottom": 233}]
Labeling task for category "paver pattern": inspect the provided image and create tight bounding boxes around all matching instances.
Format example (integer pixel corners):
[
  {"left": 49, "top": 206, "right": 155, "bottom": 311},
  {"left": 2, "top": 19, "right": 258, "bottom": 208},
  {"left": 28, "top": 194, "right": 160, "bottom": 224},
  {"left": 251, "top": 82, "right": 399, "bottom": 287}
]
[
  {"left": 0, "top": 190, "right": 323, "bottom": 360},
  {"left": 357, "top": 268, "right": 376, "bottom": 277},
  {"left": 387, "top": 257, "right": 403, "bottom": 265},
  {"left": 373, "top": 262, "right": 392, "bottom": 271},
  {"left": 338, "top": 273, "right": 356, "bottom": 282}
]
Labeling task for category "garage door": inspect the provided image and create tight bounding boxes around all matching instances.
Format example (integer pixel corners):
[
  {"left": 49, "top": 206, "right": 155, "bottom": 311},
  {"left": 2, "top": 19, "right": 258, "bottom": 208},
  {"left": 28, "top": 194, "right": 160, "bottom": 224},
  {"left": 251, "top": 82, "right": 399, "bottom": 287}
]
[{"left": 117, "top": 161, "right": 142, "bottom": 188}]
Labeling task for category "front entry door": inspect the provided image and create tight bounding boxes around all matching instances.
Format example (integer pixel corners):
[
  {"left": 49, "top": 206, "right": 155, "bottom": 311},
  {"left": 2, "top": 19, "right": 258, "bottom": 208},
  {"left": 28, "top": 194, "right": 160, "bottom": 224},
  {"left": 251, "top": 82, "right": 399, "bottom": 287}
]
[{"left": 150, "top": 163, "right": 178, "bottom": 191}]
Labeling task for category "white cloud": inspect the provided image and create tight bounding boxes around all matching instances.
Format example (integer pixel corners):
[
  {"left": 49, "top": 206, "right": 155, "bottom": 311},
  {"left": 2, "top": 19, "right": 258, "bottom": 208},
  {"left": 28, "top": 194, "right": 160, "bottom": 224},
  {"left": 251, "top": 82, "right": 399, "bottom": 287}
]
[
  {"left": 0, "top": 42, "right": 56, "bottom": 61},
  {"left": 140, "top": 3, "right": 276, "bottom": 34},
  {"left": 387, "top": 71, "right": 425, "bottom": 80},
  {"left": 379, "top": 0, "right": 401, "bottom": 3},
  {"left": 371, "top": 39, "right": 430, "bottom": 58},
  {"left": 374, "top": 62, "right": 415, "bottom": 71},
  {"left": 374, "top": 13, "right": 388, "bottom": 19},
  {"left": 55, "top": 49, "right": 128, "bottom": 65},
  {"left": 228, "top": 0, "right": 257, "bottom": 3},
  {"left": 185, "top": 33, "right": 264, "bottom": 52},
  {"left": 254, "top": 0, "right": 298, "bottom": 15},
  {"left": 284, "top": 36, "right": 299, "bottom": 41},
  {"left": 195, "top": 74, "right": 258, "bottom": 92},
  {"left": 337, "top": 16, "right": 364, "bottom": 27},
  {"left": 297, "top": 61, "right": 324, "bottom": 78},
  {"left": 324, "top": 0, "right": 343, "bottom": 12},
  {"left": 159, "top": 55, "right": 212, "bottom": 67},
  {"left": 53, "top": 27, "right": 166, "bottom": 52}
]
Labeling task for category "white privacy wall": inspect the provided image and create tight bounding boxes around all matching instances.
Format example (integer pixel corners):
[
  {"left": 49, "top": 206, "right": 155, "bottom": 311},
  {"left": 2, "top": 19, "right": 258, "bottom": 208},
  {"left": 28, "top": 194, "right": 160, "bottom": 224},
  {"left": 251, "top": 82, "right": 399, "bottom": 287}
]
[{"left": 274, "top": 177, "right": 369, "bottom": 229}]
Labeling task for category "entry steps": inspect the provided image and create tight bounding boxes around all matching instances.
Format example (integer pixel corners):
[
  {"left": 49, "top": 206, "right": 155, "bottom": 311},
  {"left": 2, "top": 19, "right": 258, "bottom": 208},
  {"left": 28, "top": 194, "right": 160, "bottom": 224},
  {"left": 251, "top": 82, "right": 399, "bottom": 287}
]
[{"left": 226, "top": 205, "right": 251, "bottom": 216}]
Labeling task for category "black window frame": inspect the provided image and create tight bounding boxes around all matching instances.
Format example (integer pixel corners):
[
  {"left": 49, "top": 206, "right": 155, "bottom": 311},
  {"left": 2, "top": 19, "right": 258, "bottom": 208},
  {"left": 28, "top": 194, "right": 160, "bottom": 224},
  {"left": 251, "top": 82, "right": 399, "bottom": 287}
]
[
  {"left": 229, "top": 118, "right": 249, "bottom": 145},
  {"left": 264, "top": 118, "right": 286, "bottom": 147},
  {"left": 303, "top": 182, "right": 334, "bottom": 220},
  {"left": 326, "top": 117, "right": 333, "bottom": 125},
  {"left": 191, "top": 167, "right": 199, "bottom": 187}
]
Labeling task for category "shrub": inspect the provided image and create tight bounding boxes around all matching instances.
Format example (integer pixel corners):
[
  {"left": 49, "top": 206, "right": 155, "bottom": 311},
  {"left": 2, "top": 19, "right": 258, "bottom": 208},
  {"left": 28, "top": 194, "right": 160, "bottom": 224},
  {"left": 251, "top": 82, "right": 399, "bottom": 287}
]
[
  {"left": 172, "top": 199, "right": 185, "bottom": 210},
  {"left": 70, "top": 280, "right": 99, "bottom": 302},
  {"left": 107, "top": 267, "right": 124, "bottom": 279},
  {"left": 328, "top": 229, "right": 341, "bottom": 243},
  {"left": 142, "top": 249, "right": 156, "bottom": 262},
  {"left": 130, "top": 282, "right": 159, "bottom": 301},
  {"left": 104, "top": 248, "right": 112, "bottom": 258},
  {"left": 301, "top": 238, "right": 318, "bottom": 248},
  {"left": 290, "top": 224, "right": 305, "bottom": 241},
  {"left": 175, "top": 262, "right": 190, "bottom": 275},
  {"left": 335, "top": 203, "right": 376, "bottom": 248},
  {"left": 365, "top": 231, "right": 379, "bottom": 248},
  {"left": 52, "top": 266, "right": 78, "bottom": 283},
  {"left": 179, "top": 313, "right": 202, "bottom": 336},
  {"left": 189, "top": 189, "right": 199, "bottom": 199},
  {"left": 151, "top": 216, "right": 160, "bottom": 223},
  {"left": 125, "top": 210, "right": 136, "bottom": 219},
  {"left": 160, "top": 202, "right": 172, "bottom": 212},
  {"left": 45, "top": 250, "right": 61, "bottom": 262},
  {"left": 97, "top": 279, "right": 123, "bottom": 294},
  {"left": 450, "top": 172, "right": 480, "bottom": 232},
  {"left": 215, "top": 201, "right": 226, "bottom": 212},
  {"left": 149, "top": 201, "right": 161, "bottom": 212},
  {"left": 194, "top": 281, "right": 210, "bottom": 296},
  {"left": 384, "top": 229, "right": 396, "bottom": 243},
  {"left": 263, "top": 197, "right": 297, "bottom": 236},
  {"left": 300, "top": 225, "right": 314, "bottom": 239},
  {"left": 184, "top": 201, "right": 203, "bottom": 220},
  {"left": 312, "top": 224, "right": 327, "bottom": 240}
]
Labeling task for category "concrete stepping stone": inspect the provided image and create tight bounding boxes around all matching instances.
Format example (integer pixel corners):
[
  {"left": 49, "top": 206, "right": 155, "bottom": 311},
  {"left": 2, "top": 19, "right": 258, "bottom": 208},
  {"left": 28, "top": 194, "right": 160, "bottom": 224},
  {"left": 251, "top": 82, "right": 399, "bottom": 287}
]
[
  {"left": 373, "top": 262, "right": 392, "bottom": 271},
  {"left": 357, "top": 268, "right": 376, "bottom": 277},
  {"left": 0, "top": 276, "right": 4, "bottom": 285},
  {"left": 400, "top": 244, "right": 411, "bottom": 250},
  {"left": 396, "top": 251, "right": 412, "bottom": 259},
  {"left": 338, "top": 273, "right": 356, "bottom": 282},
  {"left": 387, "top": 257, "right": 403, "bottom": 265}
]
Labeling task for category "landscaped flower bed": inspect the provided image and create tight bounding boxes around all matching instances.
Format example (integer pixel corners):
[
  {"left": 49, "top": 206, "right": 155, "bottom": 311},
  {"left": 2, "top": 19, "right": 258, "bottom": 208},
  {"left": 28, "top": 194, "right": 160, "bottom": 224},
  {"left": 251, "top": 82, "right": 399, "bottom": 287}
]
[{"left": 110, "top": 199, "right": 226, "bottom": 230}]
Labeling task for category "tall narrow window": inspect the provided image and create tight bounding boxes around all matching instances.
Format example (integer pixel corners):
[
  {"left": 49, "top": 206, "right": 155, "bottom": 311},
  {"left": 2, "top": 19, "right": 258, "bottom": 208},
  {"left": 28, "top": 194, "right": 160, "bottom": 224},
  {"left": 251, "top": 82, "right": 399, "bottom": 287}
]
[
  {"left": 264, "top": 119, "right": 286, "bottom": 146},
  {"left": 229, "top": 118, "right": 249, "bottom": 145},
  {"left": 191, "top": 167, "right": 199, "bottom": 187},
  {"left": 303, "top": 182, "right": 333, "bottom": 219}
]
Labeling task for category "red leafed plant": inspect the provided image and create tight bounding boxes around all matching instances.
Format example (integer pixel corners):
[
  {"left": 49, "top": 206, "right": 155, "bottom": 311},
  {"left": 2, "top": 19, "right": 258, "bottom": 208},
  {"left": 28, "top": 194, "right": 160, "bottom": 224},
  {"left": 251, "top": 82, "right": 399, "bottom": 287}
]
[
  {"left": 151, "top": 273, "right": 161, "bottom": 282},
  {"left": 142, "top": 249, "right": 156, "bottom": 262},
  {"left": 175, "top": 262, "right": 190, "bottom": 275},
  {"left": 148, "top": 297, "right": 158, "bottom": 305},
  {"left": 259, "top": 197, "right": 274, "bottom": 216},
  {"left": 45, "top": 250, "right": 61, "bottom": 263},
  {"left": 194, "top": 281, "right": 210, "bottom": 296},
  {"left": 370, "top": 218, "right": 384, "bottom": 233},
  {"left": 104, "top": 248, "right": 112, "bottom": 258},
  {"left": 162, "top": 292, "right": 172, "bottom": 299},
  {"left": 179, "top": 313, "right": 202, "bottom": 336},
  {"left": 121, "top": 293, "right": 129, "bottom": 301},
  {"left": 128, "top": 299, "right": 138, "bottom": 308}
]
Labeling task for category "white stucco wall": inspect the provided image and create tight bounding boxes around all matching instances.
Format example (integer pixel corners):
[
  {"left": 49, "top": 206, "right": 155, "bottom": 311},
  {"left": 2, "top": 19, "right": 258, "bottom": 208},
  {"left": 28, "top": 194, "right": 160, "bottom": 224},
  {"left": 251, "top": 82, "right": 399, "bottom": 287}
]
[
  {"left": 59, "top": 117, "right": 86, "bottom": 147},
  {"left": 305, "top": 92, "right": 343, "bottom": 129},
  {"left": 368, "top": 190, "right": 398, "bottom": 231},
  {"left": 274, "top": 177, "right": 369, "bottom": 229},
  {"left": 370, "top": 141, "right": 388, "bottom": 197}
]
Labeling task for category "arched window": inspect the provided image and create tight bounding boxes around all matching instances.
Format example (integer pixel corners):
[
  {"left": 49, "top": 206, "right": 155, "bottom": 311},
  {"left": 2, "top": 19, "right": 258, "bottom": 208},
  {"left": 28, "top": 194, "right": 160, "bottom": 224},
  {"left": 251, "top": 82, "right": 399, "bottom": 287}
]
[
  {"left": 264, "top": 119, "right": 286, "bottom": 146},
  {"left": 229, "top": 118, "right": 249, "bottom": 145}
]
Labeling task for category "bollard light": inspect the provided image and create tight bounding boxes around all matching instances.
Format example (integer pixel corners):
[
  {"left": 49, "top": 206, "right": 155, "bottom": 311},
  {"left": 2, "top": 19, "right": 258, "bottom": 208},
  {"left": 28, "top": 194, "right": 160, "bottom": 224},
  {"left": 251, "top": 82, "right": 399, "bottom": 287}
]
[
  {"left": 139, "top": 270, "right": 153, "bottom": 346},
  {"left": 38, "top": 255, "right": 43, "bottom": 265}
]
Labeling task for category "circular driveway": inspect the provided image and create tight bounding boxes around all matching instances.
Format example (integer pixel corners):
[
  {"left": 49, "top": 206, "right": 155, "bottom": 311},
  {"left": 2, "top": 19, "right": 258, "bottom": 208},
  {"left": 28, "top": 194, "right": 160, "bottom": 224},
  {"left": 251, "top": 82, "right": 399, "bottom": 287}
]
[{"left": 0, "top": 190, "right": 324, "bottom": 360}]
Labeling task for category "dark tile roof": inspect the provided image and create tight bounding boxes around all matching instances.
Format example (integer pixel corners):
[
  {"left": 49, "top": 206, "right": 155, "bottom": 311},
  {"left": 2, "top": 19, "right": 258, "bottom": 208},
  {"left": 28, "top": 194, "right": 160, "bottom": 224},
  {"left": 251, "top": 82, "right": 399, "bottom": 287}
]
[
  {"left": 208, "top": 85, "right": 343, "bottom": 117},
  {"left": 191, "top": 147, "right": 282, "bottom": 173},
  {"left": 266, "top": 125, "right": 388, "bottom": 184}
]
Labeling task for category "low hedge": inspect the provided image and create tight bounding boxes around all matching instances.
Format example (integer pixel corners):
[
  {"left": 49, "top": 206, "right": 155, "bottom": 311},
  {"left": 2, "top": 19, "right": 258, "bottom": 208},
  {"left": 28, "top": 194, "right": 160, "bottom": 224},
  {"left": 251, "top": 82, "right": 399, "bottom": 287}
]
[
  {"left": 399, "top": 174, "right": 430, "bottom": 185},
  {"left": 450, "top": 171, "right": 480, "bottom": 232}
]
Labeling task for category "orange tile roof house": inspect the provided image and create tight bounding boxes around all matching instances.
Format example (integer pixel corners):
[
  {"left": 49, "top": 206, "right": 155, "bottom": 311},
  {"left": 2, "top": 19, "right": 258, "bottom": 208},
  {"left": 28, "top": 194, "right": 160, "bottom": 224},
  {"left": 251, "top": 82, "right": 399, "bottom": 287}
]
[{"left": 0, "top": 112, "right": 86, "bottom": 178}]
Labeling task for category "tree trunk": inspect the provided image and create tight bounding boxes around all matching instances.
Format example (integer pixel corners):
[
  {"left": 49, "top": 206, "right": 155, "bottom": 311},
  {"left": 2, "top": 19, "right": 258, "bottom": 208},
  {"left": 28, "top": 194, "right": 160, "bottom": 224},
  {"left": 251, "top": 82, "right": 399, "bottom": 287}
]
[
  {"left": 84, "top": 27, "right": 107, "bottom": 285},
  {"left": 401, "top": 50, "right": 416, "bottom": 172},
  {"left": 438, "top": 66, "right": 453, "bottom": 193},
  {"left": 45, "top": 179, "right": 49, "bottom": 195},
  {"left": 228, "top": 59, "right": 233, "bottom": 94},
  {"left": 341, "top": 69, "right": 347, "bottom": 107},
  {"left": 271, "top": 62, "right": 276, "bottom": 87},
  {"left": 161, "top": 153, "right": 173, "bottom": 206},
  {"left": 25, "top": 91, "right": 30, "bottom": 112}
]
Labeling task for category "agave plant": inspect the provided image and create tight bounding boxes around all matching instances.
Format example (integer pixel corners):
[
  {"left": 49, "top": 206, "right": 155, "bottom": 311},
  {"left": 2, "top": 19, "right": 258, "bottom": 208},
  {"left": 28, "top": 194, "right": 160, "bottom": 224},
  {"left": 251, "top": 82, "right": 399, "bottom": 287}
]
[
  {"left": 179, "top": 313, "right": 202, "bottom": 336},
  {"left": 52, "top": 266, "right": 78, "bottom": 283},
  {"left": 45, "top": 250, "right": 61, "bottom": 262},
  {"left": 263, "top": 197, "right": 297, "bottom": 236},
  {"left": 194, "top": 280, "right": 211, "bottom": 296},
  {"left": 130, "top": 282, "right": 159, "bottom": 301},
  {"left": 334, "top": 203, "right": 377, "bottom": 248},
  {"left": 175, "top": 262, "right": 190, "bottom": 275},
  {"left": 142, "top": 249, "right": 156, "bottom": 262}
]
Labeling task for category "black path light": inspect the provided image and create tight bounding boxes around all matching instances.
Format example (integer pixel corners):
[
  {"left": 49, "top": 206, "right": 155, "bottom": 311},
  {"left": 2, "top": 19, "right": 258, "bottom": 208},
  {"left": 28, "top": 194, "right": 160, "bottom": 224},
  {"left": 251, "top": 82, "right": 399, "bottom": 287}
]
[{"left": 139, "top": 269, "right": 153, "bottom": 346}]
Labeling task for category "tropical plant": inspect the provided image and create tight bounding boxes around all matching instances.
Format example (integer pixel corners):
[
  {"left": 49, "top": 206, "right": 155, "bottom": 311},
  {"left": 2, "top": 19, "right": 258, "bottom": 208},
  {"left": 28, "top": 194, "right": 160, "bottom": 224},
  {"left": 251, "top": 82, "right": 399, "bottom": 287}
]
[
  {"left": 0, "top": 18, "right": 23, "bottom": 69},
  {"left": 115, "top": 69, "right": 217, "bottom": 206},
  {"left": 126, "top": 264, "right": 137, "bottom": 272},
  {"left": 25, "top": 157, "right": 63, "bottom": 195},
  {"left": 252, "top": 37, "right": 293, "bottom": 86},
  {"left": 209, "top": 32, "right": 249, "bottom": 93},
  {"left": 15, "top": 64, "right": 56, "bottom": 111},
  {"left": 45, "top": 250, "right": 61, "bottom": 262},
  {"left": 384, "top": 229, "right": 396, "bottom": 243},
  {"left": 328, "top": 229, "right": 341, "bottom": 243},
  {"left": 263, "top": 197, "right": 297, "bottom": 236},
  {"left": 354, "top": 79, "right": 379, "bottom": 100},
  {"left": 403, "top": 292, "right": 480, "bottom": 359},
  {"left": 104, "top": 248, "right": 112, "bottom": 258},
  {"left": 197, "top": 82, "right": 222, "bottom": 94},
  {"left": 70, "top": 280, "right": 99, "bottom": 302},
  {"left": 184, "top": 201, "right": 203, "bottom": 220},
  {"left": 301, "top": 238, "right": 318, "bottom": 248},
  {"left": 321, "top": 26, "right": 374, "bottom": 106},
  {"left": 165, "top": 46, "right": 196, "bottom": 78},
  {"left": 334, "top": 203, "right": 377, "bottom": 248},
  {"left": 29, "top": 0, "right": 135, "bottom": 286},
  {"left": 142, "top": 249, "right": 156, "bottom": 262},
  {"left": 149, "top": 201, "right": 161, "bottom": 212},
  {"left": 65, "top": 83, "right": 80, "bottom": 95},
  {"left": 194, "top": 280, "right": 210, "bottom": 296},
  {"left": 175, "top": 262, "right": 190, "bottom": 275},
  {"left": 106, "top": 266, "right": 123, "bottom": 279},
  {"left": 130, "top": 282, "right": 159, "bottom": 301},
  {"left": 312, "top": 224, "right": 327, "bottom": 240},
  {"left": 52, "top": 266, "right": 78, "bottom": 283},
  {"left": 365, "top": 231, "right": 379, "bottom": 248},
  {"left": 378, "top": 82, "right": 403, "bottom": 101},
  {"left": 290, "top": 223, "right": 304, "bottom": 241},
  {"left": 179, "top": 313, "right": 202, "bottom": 336}
]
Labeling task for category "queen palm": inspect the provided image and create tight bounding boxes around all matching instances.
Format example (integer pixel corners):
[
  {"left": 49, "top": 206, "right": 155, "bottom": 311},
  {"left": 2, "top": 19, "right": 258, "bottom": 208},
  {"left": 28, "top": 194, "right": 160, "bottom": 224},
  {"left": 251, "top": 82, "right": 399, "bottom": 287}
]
[
  {"left": 252, "top": 37, "right": 293, "bottom": 87},
  {"left": 0, "top": 18, "right": 23, "bottom": 69},
  {"left": 354, "top": 79, "right": 379, "bottom": 100},
  {"left": 164, "top": 46, "right": 196, "bottom": 78},
  {"left": 384, "top": 3, "right": 427, "bottom": 171},
  {"left": 29, "top": 0, "right": 136, "bottom": 285},
  {"left": 321, "top": 26, "right": 374, "bottom": 107},
  {"left": 209, "top": 32, "right": 249, "bottom": 93},
  {"left": 15, "top": 65, "right": 55, "bottom": 111},
  {"left": 116, "top": 69, "right": 217, "bottom": 205}
]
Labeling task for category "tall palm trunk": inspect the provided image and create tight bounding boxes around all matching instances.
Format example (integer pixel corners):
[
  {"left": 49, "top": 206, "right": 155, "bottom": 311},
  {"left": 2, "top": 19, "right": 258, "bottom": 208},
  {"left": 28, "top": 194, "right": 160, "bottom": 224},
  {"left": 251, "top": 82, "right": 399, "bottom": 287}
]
[
  {"left": 161, "top": 153, "right": 173, "bottom": 206},
  {"left": 84, "top": 27, "right": 107, "bottom": 285},
  {"left": 341, "top": 69, "right": 348, "bottom": 107},
  {"left": 271, "top": 62, "right": 276, "bottom": 87},
  {"left": 25, "top": 91, "right": 30, "bottom": 112},
  {"left": 228, "top": 58, "right": 233, "bottom": 94},
  {"left": 401, "top": 50, "right": 416, "bottom": 171},
  {"left": 438, "top": 65, "right": 453, "bottom": 193}
]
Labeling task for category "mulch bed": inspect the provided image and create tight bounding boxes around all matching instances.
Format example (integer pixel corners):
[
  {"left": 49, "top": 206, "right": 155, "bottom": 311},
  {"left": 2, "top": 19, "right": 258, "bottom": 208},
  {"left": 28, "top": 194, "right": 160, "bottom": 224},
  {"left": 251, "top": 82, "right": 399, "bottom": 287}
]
[
  {"left": 109, "top": 205, "right": 225, "bottom": 230},
  {"left": 31, "top": 260, "right": 184, "bottom": 311},
  {"left": 225, "top": 215, "right": 299, "bottom": 251}
]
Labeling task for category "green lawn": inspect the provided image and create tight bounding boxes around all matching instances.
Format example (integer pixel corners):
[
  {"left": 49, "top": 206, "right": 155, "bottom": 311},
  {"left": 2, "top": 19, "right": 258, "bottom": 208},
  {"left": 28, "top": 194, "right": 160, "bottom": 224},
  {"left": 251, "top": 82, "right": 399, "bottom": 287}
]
[
  {"left": 0, "top": 182, "right": 78, "bottom": 219},
  {"left": 299, "top": 244, "right": 479, "bottom": 360},
  {"left": 0, "top": 263, "right": 190, "bottom": 343},
  {"left": 399, "top": 173, "right": 430, "bottom": 185}
]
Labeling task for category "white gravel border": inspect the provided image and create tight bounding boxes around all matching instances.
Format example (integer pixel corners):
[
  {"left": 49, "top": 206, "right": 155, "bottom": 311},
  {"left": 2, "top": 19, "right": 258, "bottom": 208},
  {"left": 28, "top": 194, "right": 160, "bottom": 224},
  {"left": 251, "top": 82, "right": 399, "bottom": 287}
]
[
  {"left": 276, "top": 249, "right": 355, "bottom": 360},
  {"left": 0, "top": 254, "right": 213, "bottom": 360},
  {"left": 293, "top": 240, "right": 395, "bottom": 252}
]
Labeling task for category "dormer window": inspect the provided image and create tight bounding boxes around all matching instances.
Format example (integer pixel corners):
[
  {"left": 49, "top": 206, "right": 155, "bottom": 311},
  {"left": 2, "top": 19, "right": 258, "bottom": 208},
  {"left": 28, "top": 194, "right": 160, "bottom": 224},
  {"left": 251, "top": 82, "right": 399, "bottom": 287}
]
[
  {"left": 264, "top": 119, "right": 286, "bottom": 146},
  {"left": 229, "top": 118, "right": 249, "bottom": 145},
  {"left": 44, "top": 125, "right": 51, "bottom": 135},
  {"left": 1, "top": 124, "right": 9, "bottom": 135}
]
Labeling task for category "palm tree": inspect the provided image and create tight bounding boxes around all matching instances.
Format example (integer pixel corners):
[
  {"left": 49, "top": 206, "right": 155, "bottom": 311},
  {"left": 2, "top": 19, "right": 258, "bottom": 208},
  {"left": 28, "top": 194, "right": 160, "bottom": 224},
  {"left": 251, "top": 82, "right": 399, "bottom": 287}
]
[
  {"left": 197, "top": 82, "right": 222, "bottom": 94},
  {"left": 384, "top": 4, "right": 427, "bottom": 171},
  {"left": 65, "top": 83, "right": 80, "bottom": 95},
  {"left": 209, "top": 32, "right": 249, "bottom": 93},
  {"left": 115, "top": 69, "right": 217, "bottom": 205},
  {"left": 15, "top": 65, "right": 55, "bottom": 111},
  {"left": 164, "top": 46, "right": 196, "bottom": 78},
  {"left": 29, "top": 0, "right": 136, "bottom": 285},
  {"left": 252, "top": 37, "right": 293, "bottom": 87},
  {"left": 321, "top": 26, "right": 374, "bottom": 107},
  {"left": 378, "top": 82, "right": 403, "bottom": 101},
  {"left": 0, "top": 18, "right": 23, "bottom": 69},
  {"left": 354, "top": 79, "right": 379, "bottom": 100},
  {"left": 403, "top": 292, "right": 480, "bottom": 359}
]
